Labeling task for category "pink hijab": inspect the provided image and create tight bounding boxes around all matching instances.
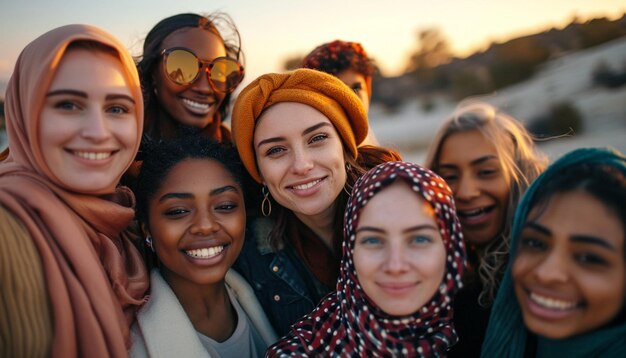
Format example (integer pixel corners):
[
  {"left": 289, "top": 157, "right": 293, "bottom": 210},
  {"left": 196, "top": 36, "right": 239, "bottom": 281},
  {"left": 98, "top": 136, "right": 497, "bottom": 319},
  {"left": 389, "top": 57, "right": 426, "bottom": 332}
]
[{"left": 0, "top": 24, "right": 148, "bottom": 357}]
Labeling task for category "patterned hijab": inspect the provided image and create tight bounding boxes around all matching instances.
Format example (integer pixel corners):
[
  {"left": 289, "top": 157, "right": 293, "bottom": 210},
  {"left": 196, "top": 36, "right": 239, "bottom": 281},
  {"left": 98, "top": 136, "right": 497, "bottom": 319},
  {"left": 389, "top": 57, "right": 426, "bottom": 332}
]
[
  {"left": 0, "top": 24, "right": 148, "bottom": 356},
  {"left": 481, "top": 147, "right": 626, "bottom": 357},
  {"left": 268, "top": 161, "right": 466, "bottom": 357}
]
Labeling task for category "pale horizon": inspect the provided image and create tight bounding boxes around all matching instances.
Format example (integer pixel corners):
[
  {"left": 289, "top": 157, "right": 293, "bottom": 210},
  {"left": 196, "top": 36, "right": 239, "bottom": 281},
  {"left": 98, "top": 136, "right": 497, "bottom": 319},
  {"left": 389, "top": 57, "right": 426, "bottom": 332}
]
[{"left": 0, "top": 0, "right": 624, "bottom": 91}]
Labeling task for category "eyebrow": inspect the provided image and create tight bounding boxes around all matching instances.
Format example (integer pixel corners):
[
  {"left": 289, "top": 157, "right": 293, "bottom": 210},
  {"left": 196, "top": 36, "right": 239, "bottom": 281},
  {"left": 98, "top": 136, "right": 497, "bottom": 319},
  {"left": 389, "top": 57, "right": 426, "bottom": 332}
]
[
  {"left": 356, "top": 224, "right": 438, "bottom": 234},
  {"left": 47, "top": 90, "right": 135, "bottom": 104},
  {"left": 158, "top": 185, "right": 239, "bottom": 202},
  {"left": 524, "top": 222, "right": 615, "bottom": 251},
  {"left": 439, "top": 155, "right": 499, "bottom": 169},
  {"left": 256, "top": 122, "right": 332, "bottom": 148},
  {"left": 47, "top": 89, "right": 87, "bottom": 98}
]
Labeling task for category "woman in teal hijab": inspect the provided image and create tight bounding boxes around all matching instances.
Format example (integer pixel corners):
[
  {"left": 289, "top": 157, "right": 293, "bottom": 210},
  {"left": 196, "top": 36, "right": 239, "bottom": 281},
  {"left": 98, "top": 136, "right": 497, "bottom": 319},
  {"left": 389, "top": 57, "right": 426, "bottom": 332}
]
[{"left": 482, "top": 147, "right": 626, "bottom": 357}]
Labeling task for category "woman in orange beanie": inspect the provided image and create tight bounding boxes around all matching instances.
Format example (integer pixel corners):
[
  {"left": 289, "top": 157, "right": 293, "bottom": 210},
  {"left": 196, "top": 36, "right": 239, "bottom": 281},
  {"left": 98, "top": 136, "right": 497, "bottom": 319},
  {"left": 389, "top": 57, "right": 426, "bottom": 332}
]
[{"left": 231, "top": 68, "right": 401, "bottom": 335}]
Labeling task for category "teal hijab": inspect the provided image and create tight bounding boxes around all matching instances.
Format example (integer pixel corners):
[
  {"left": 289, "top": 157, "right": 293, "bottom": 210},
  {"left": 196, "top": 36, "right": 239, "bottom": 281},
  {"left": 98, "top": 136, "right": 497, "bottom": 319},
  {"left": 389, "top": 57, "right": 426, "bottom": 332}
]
[{"left": 481, "top": 147, "right": 626, "bottom": 358}]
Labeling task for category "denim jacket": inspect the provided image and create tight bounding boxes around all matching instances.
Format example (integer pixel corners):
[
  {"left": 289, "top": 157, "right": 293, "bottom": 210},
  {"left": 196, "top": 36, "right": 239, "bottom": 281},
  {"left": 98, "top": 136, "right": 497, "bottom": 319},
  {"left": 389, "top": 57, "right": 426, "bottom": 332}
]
[{"left": 233, "top": 217, "right": 331, "bottom": 337}]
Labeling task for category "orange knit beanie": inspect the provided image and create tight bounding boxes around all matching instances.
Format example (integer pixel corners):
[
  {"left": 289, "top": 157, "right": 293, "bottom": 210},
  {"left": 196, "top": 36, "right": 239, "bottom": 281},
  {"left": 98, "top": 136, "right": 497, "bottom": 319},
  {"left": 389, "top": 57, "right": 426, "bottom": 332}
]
[{"left": 231, "top": 68, "right": 368, "bottom": 182}]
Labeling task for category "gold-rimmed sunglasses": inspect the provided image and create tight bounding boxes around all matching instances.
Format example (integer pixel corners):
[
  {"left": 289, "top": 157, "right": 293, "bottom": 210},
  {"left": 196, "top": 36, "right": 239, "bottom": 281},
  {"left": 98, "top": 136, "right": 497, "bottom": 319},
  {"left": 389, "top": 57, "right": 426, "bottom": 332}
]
[{"left": 161, "top": 47, "right": 244, "bottom": 92}]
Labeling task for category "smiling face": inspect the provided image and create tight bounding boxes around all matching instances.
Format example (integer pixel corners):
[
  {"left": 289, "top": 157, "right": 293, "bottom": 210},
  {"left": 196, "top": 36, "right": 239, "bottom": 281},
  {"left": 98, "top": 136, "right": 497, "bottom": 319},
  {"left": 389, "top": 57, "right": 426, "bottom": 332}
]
[
  {"left": 145, "top": 159, "right": 245, "bottom": 287},
  {"left": 253, "top": 102, "right": 347, "bottom": 223},
  {"left": 38, "top": 48, "right": 138, "bottom": 194},
  {"left": 336, "top": 69, "right": 370, "bottom": 113},
  {"left": 153, "top": 27, "right": 227, "bottom": 129},
  {"left": 437, "top": 129, "right": 510, "bottom": 247},
  {"left": 513, "top": 190, "right": 626, "bottom": 339},
  {"left": 353, "top": 181, "right": 447, "bottom": 316}
]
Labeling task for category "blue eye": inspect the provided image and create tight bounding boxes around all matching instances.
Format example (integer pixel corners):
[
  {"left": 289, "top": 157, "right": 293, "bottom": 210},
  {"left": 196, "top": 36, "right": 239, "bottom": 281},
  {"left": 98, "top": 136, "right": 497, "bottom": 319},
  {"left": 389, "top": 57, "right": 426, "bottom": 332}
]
[
  {"left": 266, "top": 146, "right": 285, "bottom": 156},
  {"left": 359, "top": 236, "right": 381, "bottom": 246},
  {"left": 55, "top": 100, "right": 80, "bottom": 111},
  {"left": 411, "top": 235, "right": 432, "bottom": 244},
  {"left": 309, "top": 133, "right": 328, "bottom": 144},
  {"left": 107, "top": 105, "right": 130, "bottom": 115}
]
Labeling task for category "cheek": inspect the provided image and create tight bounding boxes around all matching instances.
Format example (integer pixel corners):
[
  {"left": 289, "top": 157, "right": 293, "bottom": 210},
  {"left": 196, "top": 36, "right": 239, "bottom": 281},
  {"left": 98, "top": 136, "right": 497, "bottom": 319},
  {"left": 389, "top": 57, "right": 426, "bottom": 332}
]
[
  {"left": 353, "top": 247, "right": 374, "bottom": 280},
  {"left": 512, "top": 253, "right": 533, "bottom": 282}
]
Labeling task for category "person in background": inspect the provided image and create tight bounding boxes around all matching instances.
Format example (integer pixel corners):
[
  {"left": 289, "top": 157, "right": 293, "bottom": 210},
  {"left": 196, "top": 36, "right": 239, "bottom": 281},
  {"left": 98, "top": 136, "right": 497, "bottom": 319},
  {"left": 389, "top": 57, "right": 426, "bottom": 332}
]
[
  {"left": 0, "top": 24, "right": 148, "bottom": 357},
  {"left": 482, "top": 147, "right": 626, "bottom": 357},
  {"left": 267, "top": 161, "right": 466, "bottom": 357},
  {"left": 130, "top": 136, "right": 276, "bottom": 357},
  {"left": 302, "top": 39, "right": 380, "bottom": 145},
  {"left": 424, "top": 101, "right": 547, "bottom": 357},
  {"left": 230, "top": 68, "right": 401, "bottom": 336}
]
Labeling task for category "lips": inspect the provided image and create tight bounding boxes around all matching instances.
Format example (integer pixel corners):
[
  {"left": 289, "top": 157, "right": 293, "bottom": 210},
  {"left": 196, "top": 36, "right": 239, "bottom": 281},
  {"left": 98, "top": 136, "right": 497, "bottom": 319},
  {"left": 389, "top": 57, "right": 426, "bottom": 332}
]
[
  {"left": 289, "top": 178, "right": 324, "bottom": 191},
  {"left": 529, "top": 291, "right": 579, "bottom": 310},
  {"left": 457, "top": 205, "right": 495, "bottom": 225},
  {"left": 181, "top": 97, "right": 214, "bottom": 115},
  {"left": 377, "top": 282, "right": 418, "bottom": 294},
  {"left": 185, "top": 245, "right": 224, "bottom": 259},
  {"left": 69, "top": 150, "right": 115, "bottom": 161}
]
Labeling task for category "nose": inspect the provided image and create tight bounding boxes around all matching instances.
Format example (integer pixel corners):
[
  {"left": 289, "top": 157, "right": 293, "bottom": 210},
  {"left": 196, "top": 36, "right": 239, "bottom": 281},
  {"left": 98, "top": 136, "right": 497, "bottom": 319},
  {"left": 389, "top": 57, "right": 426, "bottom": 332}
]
[
  {"left": 533, "top": 250, "right": 569, "bottom": 284},
  {"left": 81, "top": 109, "right": 111, "bottom": 142},
  {"left": 189, "top": 211, "right": 220, "bottom": 236},
  {"left": 382, "top": 242, "right": 410, "bottom": 274},
  {"left": 190, "top": 66, "right": 215, "bottom": 94},
  {"left": 454, "top": 175, "right": 480, "bottom": 202},
  {"left": 290, "top": 147, "right": 314, "bottom": 175}
]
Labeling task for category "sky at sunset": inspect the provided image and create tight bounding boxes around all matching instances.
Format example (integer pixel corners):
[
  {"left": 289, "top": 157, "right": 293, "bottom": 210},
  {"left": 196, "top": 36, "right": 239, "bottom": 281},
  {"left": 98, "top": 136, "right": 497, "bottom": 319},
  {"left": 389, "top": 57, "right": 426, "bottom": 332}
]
[{"left": 0, "top": 0, "right": 624, "bottom": 90}]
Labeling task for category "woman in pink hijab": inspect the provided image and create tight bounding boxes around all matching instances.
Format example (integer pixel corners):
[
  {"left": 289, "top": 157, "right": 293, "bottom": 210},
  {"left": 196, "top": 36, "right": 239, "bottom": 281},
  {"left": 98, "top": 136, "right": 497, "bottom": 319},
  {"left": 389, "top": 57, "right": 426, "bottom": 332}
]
[{"left": 0, "top": 24, "right": 148, "bottom": 357}]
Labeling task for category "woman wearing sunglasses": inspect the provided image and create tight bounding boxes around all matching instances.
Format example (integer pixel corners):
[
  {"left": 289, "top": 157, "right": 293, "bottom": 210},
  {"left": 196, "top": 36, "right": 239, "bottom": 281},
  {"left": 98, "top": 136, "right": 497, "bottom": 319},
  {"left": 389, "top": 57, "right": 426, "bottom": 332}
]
[
  {"left": 136, "top": 12, "right": 244, "bottom": 143},
  {"left": 230, "top": 69, "right": 401, "bottom": 336}
]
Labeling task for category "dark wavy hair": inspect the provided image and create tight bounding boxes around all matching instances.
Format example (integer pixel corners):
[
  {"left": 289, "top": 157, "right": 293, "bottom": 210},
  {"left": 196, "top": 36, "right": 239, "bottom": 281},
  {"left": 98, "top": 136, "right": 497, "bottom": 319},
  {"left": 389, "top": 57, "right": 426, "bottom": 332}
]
[{"left": 136, "top": 12, "right": 244, "bottom": 140}]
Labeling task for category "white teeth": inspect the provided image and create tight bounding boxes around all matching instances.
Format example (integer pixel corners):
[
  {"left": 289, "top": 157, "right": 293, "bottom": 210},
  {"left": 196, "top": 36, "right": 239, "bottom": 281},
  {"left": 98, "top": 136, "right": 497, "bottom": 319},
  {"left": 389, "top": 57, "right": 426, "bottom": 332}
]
[
  {"left": 182, "top": 98, "right": 210, "bottom": 110},
  {"left": 186, "top": 245, "right": 224, "bottom": 259},
  {"left": 460, "top": 208, "right": 485, "bottom": 217},
  {"left": 292, "top": 179, "right": 322, "bottom": 190},
  {"left": 530, "top": 292, "right": 577, "bottom": 310},
  {"left": 74, "top": 151, "right": 112, "bottom": 160}
]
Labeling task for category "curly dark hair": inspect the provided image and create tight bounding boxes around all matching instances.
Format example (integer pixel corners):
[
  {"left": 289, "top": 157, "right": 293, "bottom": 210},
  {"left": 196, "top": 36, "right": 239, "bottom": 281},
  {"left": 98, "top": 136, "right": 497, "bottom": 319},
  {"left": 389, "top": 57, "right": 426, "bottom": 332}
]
[
  {"left": 135, "top": 135, "right": 249, "bottom": 226},
  {"left": 302, "top": 40, "right": 374, "bottom": 78},
  {"left": 136, "top": 12, "right": 244, "bottom": 141}
]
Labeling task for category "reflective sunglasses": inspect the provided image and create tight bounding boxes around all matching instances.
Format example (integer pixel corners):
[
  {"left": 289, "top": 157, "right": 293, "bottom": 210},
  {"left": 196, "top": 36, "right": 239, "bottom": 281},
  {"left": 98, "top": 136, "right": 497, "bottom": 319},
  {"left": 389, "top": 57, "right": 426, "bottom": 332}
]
[{"left": 160, "top": 47, "right": 244, "bottom": 92}]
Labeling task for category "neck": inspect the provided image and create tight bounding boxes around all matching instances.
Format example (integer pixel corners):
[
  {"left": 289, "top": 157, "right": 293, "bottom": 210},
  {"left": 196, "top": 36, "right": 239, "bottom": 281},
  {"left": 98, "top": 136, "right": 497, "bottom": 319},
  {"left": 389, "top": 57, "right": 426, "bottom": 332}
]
[
  {"left": 293, "top": 201, "right": 337, "bottom": 251},
  {"left": 161, "top": 269, "right": 236, "bottom": 342}
]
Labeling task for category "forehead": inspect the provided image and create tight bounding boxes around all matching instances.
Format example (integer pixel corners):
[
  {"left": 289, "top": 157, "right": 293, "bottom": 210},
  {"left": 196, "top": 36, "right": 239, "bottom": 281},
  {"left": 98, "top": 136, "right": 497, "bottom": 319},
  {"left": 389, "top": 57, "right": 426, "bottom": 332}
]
[
  {"left": 528, "top": 190, "right": 625, "bottom": 249},
  {"left": 161, "top": 27, "right": 226, "bottom": 57},
  {"left": 336, "top": 69, "right": 367, "bottom": 84},
  {"left": 157, "top": 159, "right": 238, "bottom": 193},
  {"left": 254, "top": 102, "right": 335, "bottom": 138},
  {"left": 357, "top": 181, "right": 436, "bottom": 225},
  {"left": 49, "top": 48, "right": 130, "bottom": 93},
  {"left": 438, "top": 129, "right": 499, "bottom": 165}
]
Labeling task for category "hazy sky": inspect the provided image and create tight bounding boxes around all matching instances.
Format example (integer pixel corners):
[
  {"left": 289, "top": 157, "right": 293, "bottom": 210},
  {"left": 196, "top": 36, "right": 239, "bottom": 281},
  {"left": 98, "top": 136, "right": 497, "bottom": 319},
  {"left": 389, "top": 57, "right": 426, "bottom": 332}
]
[{"left": 0, "top": 0, "right": 624, "bottom": 89}]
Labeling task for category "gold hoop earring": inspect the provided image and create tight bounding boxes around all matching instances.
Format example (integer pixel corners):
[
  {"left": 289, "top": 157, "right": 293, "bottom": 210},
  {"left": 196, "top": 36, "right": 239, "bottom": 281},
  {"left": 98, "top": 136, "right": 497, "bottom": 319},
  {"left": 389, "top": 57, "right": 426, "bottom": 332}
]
[{"left": 261, "top": 185, "right": 272, "bottom": 217}]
